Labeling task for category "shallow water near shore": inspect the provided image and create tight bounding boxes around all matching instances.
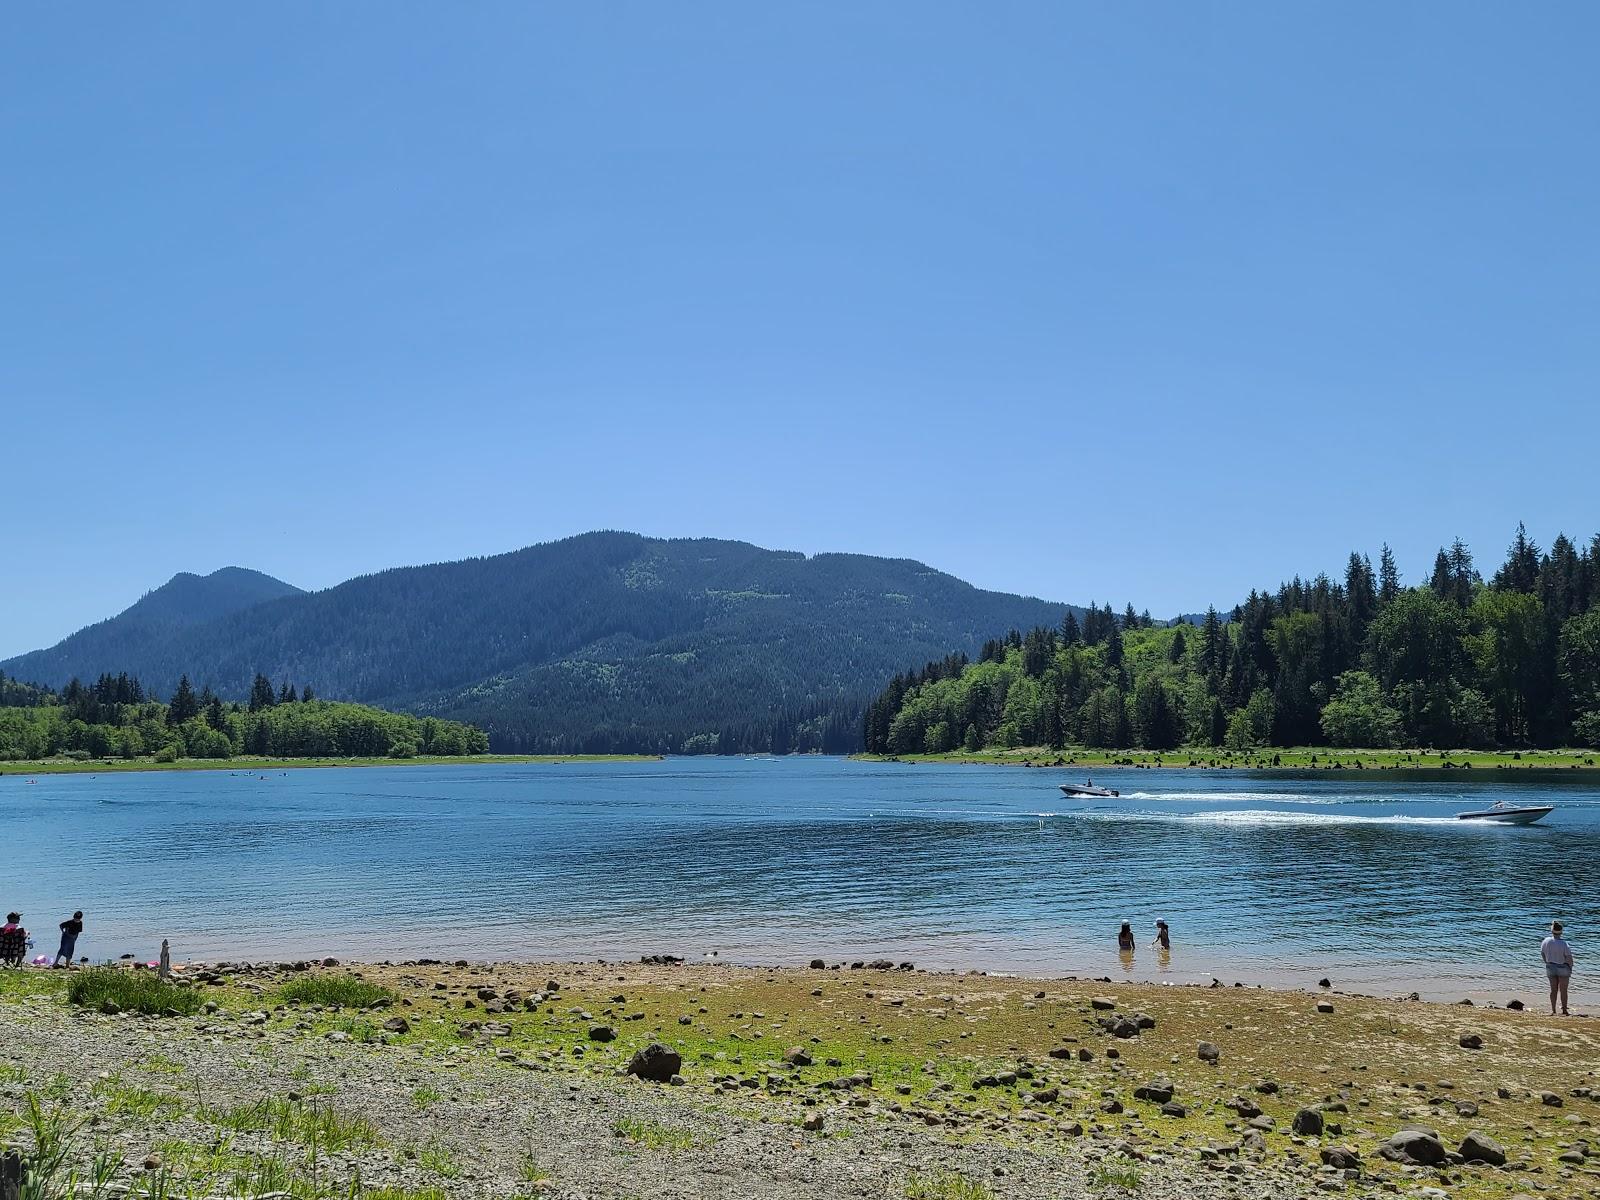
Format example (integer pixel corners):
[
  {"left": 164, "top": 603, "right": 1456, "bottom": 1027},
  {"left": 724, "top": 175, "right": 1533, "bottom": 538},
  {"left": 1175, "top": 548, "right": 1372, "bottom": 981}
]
[{"left": 4, "top": 756, "right": 1596, "bottom": 1003}]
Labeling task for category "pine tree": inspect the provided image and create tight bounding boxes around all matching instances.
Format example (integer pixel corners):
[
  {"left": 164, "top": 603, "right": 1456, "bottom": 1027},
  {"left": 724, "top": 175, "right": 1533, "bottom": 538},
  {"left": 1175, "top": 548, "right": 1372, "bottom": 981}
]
[
  {"left": 1492, "top": 522, "right": 1541, "bottom": 593},
  {"left": 249, "top": 673, "right": 277, "bottom": 712},
  {"left": 1060, "top": 611, "right": 1081, "bottom": 646},
  {"left": 1378, "top": 543, "right": 1400, "bottom": 605},
  {"left": 167, "top": 675, "right": 200, "bottom": 725}
]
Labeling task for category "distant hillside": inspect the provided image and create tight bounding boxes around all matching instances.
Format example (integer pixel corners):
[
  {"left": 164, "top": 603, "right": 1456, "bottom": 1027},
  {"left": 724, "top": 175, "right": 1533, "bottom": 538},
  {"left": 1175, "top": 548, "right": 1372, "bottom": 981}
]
[
  {"left": 2, "top": 533, "right": 1075, "bottom": 754},
  {"left": 5, "top": 568, "right": 303, "bottom": 689}
]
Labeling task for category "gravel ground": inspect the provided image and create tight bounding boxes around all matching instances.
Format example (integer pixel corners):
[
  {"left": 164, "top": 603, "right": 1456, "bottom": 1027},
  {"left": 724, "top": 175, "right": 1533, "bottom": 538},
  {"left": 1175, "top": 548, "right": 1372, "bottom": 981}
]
[
  {"left": 0, "top": 994, "right": 1328, "bottom": 1199},
  {"left": 3, "top": 961, "right": 1597, "bottom": 1200}
]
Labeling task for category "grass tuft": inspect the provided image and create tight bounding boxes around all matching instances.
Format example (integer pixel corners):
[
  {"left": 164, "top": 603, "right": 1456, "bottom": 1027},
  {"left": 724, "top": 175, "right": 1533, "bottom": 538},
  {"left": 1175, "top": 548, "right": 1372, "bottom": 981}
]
[
  {"left": 612, "top": 1116, "right": 696, "bottom": 1151},
  {"left": 199, "top": 1094, "right": 381, "bottom": 1151},
  {"left": 66, "top": 967, "right": 202, "bottom": 1016},
  {"left": 279, "top": 974, "right": 398, "bottom": 1009},
  {"left": 1089, "top": 1157, "right": 1144, "bottom": 1191},
  {"left": 905, "top": 1172, "right": 994, "bottom": 1200}
]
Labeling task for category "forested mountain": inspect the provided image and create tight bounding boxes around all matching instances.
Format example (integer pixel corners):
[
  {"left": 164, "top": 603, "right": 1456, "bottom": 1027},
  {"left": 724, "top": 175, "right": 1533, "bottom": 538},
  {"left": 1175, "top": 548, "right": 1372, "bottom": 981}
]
[
  {"left": 7, "top": 567, "right": 304, "bottom": 689},
  {"left": 3, "top": 533, "right": 1074, "bottom": 754},
  {"left": 865, "top": 527, "right": 1600, "bottom": 754},
  {"left": 0, "top": 670, "right": 487, "bottom": 762}
]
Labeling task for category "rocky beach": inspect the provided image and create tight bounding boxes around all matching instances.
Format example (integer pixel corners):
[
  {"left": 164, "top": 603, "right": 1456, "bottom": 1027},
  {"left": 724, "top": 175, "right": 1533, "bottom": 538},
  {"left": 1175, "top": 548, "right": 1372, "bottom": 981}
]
[{"left": 2, "top": 959, "right": 1597, "bottom": 1200}]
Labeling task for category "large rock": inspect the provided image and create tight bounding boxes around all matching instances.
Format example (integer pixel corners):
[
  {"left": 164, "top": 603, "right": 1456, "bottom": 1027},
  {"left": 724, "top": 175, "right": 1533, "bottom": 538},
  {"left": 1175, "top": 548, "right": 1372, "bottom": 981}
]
[
  {"left": 1292, "top": 1107, "right": 1324, "bottom": 1136},
  {"left": 1459, "top": 1131, "right": 1507, "bottom": 1166},
  {"left": 1134, "top": 1079, "right": 1175, "bottom": 1104},
  {"left": 1197, "top": 1041, "right": 1221, "bottom": 1063},
  {"left": 626, "top": 1042, "right": 682, "bottom": 1083},
  {"left": 588, "top": 1024, "right": 616, "bottom": 1042},
  {"left": 1380, "top": 1127, "right": 1447, "bottom": 1166},
  {"left": 1320, "top": 1146, "right": 1361, "bottom": 1171},
  {"left": 1099, "top": 1016, "right": 1141, "bottom": 1039}
]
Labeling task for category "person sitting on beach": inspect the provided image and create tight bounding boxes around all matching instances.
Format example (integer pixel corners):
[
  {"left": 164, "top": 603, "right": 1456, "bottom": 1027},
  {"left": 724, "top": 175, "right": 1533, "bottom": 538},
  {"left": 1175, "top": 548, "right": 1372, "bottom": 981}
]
[
  {"left": 53, "top": 910, "right": 83, "bottom": 969},
  {"left": 1117, "top": 921, "right": 1135, "bottom": 954},
  {"left": 0, "top": 913, "right": 27, "bottom": 968},
  {"left": 1152, "top": 919, "right": 1171, "bottom": 951},
  {"left": 1542, "top": 920, "right": 1575, "bottom": 1016}
]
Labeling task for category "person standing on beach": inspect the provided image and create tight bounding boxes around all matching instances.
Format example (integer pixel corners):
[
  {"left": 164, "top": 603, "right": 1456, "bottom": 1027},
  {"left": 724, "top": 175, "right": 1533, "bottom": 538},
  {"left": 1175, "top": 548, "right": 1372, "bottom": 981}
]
[
  {"left": 1542, "top": 921, "right": 1574, "bottom": 1016},
  {"left": 1, "top": 913, "right": 26, "bottom": 968},
  {"left": 53, "top": 911, "right": 83, "bottom": 968}
]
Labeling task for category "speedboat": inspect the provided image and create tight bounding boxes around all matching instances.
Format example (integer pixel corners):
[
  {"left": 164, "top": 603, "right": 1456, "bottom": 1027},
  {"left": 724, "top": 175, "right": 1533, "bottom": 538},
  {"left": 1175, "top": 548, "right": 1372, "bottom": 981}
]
[
  {"left": 1456, "top": 802, "right": 1554, "bottom": 825},
  {"left": 1060, "top": 782, "right": 1120, "bottom": 798}
]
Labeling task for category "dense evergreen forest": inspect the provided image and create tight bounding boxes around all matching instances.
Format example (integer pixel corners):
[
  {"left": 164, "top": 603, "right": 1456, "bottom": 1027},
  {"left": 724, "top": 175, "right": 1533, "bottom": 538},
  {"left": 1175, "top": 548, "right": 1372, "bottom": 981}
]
[
  {"left": 864, "top": 528, "right": 1600, "bottom": 755},
  {"left": 0, "top": 670, "right": 488, "bottom": 761},
  {"left": 3, "top": 532, "right": 1072, "bottom": 755}
]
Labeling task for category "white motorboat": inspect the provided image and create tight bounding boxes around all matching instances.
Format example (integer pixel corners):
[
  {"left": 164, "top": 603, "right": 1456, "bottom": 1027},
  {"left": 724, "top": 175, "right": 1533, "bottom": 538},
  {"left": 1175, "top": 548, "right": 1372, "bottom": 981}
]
[
  {"left": 1456, "top": 803, "right": 1554, "bottom": 826},
  {"left": 1059, "top": 782, "right": 1120, "bottom": 798}
]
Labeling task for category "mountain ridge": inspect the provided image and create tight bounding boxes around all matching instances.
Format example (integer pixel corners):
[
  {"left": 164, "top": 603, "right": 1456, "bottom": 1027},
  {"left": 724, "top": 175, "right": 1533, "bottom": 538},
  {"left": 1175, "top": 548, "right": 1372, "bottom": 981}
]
[{"left": 2, "top": 532, "right": 1077, "bottom": 753}]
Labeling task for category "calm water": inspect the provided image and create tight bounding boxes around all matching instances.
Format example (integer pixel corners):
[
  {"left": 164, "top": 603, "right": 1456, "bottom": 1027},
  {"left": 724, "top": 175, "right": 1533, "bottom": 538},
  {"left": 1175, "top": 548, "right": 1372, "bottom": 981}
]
[{"left": 3, "top": 758, "right": 1595, "bottom": 1002}]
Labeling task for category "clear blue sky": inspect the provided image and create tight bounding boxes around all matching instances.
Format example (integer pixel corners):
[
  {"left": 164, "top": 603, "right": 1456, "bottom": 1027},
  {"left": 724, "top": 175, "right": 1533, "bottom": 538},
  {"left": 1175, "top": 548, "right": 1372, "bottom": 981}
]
[{"left": 4, "top": 4, "right": 1598, "bottom": 659}]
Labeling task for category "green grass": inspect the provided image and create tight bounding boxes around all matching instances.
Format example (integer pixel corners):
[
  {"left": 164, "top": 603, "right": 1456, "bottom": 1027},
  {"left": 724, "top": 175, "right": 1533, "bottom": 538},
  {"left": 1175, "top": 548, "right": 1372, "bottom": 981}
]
[
  {"left": 1089, "top": 1157, "right": 1144, "bottom": 1191},
  {"left": 416, "top": 1138, "right": 461, "bottom": 1178},
  {"left": 92, "top": 1074, "right": 184, "bottom": 1118},
  {"left": 905, "top": 1172, "right": 994, "bottom": 1200},
  {"left": 66, "top": 967, "right": 203, "bottom": 1016},
  {"left": 410, "top": 1084, "right": 443, "bottom": 1111},
  {"left": 198, "top": 1095, "right": 381, "bottom": 1151},
  {"left": 518, "top": 1149, "right": 552, "bottom": 1185},
  {"left": 1, "top": 752, "right": 661, "bottom": 775},
  {"left": 612, "top": 1116, "right": 697, "bottom": 1151},
  {"left": 278, "top": 974, "right": 398, "bottom": 1009}
]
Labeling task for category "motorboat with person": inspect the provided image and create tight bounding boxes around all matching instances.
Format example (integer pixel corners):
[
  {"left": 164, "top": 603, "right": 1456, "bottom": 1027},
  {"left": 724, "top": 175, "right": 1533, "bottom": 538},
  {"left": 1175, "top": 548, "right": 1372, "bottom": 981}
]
[
  {"left": 1059, "top": 779, "right": 1120, "bottom": 798},
  {"left": 1456, "top": 801, "right": 1554, "bottom": 825}
]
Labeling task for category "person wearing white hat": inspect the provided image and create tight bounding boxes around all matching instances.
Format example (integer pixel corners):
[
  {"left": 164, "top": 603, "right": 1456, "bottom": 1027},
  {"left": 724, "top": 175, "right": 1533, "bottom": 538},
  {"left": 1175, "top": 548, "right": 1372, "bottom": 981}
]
[{"left": 1152, "top": 920, "right": 1171, "bottom": 952}]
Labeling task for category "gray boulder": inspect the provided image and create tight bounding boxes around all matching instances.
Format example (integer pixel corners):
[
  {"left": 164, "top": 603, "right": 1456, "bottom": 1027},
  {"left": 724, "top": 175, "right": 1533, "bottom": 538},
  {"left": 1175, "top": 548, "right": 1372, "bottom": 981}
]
[
  {"left": 1459, "top": 1130, "right": 1507, "bottom": 1166},
  {"left": 1380, "top": 1127, "right": 1447, "bottom": 1166},
  {"left": 1291, "top": 1107, "right": 1323, "bottom": 1136},
  {"left": 1320, "top": 1146, "right": 1361, "bottom": 1171},
  {"left": 626, "top": 1042, "right": 682, "bottom": 1083}
]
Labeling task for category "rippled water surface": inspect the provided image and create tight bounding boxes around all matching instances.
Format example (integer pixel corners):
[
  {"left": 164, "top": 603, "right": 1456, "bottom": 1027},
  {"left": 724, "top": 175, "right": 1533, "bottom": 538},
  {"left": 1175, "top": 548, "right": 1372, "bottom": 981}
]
[{"left": 4, "top": 758, "right": 1596, "bottom": 1000}]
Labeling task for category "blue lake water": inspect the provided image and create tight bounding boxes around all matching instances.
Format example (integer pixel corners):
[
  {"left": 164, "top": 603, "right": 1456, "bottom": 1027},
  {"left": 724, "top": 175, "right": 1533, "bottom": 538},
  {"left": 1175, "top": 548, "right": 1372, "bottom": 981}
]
[{"left": 3, "top": 757, "right": 1596, "bottom": 1003}]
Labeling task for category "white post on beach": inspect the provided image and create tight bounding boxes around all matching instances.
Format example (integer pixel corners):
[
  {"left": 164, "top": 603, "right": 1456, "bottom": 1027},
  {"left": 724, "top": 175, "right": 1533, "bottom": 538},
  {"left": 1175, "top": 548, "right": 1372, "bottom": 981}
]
[{"left": 158, "top": 939, "right": 171, "bottom": 982}]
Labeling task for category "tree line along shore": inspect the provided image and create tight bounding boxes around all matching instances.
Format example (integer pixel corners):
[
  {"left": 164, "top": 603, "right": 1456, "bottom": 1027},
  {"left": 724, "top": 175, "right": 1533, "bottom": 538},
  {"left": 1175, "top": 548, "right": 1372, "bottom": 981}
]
[
  {"left": 0, "top": 670, "right": 493, "bottom": 765},
  {"left": 864, "top": 528, "right": 1600, "bottom": 760},
  {"left": 860, "top": 746, "right": 1600, "bottom": 771}
]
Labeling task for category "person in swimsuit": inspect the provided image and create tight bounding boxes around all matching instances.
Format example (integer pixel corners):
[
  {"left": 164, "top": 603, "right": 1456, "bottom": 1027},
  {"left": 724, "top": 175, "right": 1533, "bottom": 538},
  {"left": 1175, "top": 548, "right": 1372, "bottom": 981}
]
[
  {"left": 1152, "top": 920, "right": 1171, "bottom": 951},
  {"left": 1117, "top": 921, "right": 1135, "bottom": 953},
  {"left": 1542, "top": 920, "right": 1574, "bottom": 1016}
]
